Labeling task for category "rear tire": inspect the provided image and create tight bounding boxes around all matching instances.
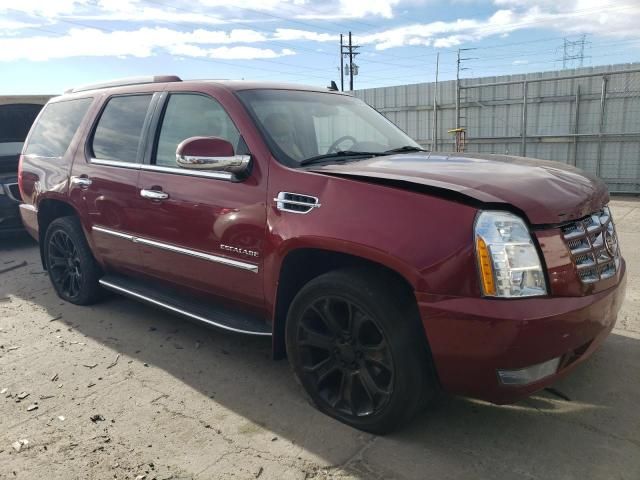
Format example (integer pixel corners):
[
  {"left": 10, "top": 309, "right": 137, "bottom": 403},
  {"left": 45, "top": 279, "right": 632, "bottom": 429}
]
[
  {"left": 44, "top": 216, "right": 102, "bottom": 305},
  {"left": 285, "top": 268, "right": 436, "bottom": 434}
]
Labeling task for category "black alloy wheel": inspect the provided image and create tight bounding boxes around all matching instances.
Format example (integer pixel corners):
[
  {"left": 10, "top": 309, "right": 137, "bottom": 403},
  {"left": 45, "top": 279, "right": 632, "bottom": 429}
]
[
  {"left": 296, "top": 296, "right": 394, "bottom": 417},
  {"left": 44, "top": 216, "right": 103, "bottom": 305},
  {"left": 47, "top": 229, "right": 83, "bottom": 299},
  {"left": 286, "top": 268, "right": 436, "bottom": 434}
]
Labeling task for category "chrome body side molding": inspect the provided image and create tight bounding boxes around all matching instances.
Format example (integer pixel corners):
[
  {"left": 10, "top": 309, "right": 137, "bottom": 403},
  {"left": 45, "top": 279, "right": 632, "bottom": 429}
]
[
  {"left": 90, "top": 158, "right": 234, "bottom": 181},
  {"left": 91, "top": 225, "right": 259, "bottom": 273},
  {"left": 92, "top": 225, "right": 134, "bottom": 241}
]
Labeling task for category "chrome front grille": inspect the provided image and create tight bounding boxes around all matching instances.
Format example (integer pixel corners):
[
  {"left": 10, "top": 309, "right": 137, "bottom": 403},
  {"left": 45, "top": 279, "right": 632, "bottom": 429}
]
[{"left": 561, "top": 206, "right": 620, "bottom": 284}]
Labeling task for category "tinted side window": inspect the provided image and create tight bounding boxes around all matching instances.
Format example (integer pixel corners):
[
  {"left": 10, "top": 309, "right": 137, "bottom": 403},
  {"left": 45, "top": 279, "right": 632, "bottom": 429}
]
[
  {"left": 24, "top": 98, "right": 92, "bottom": 157},
  {"left": 155, "top": 94, "right": 241, "bottom": 167},
  {"left": 92, "top": 95, "right": 152, "bottom": 162}
]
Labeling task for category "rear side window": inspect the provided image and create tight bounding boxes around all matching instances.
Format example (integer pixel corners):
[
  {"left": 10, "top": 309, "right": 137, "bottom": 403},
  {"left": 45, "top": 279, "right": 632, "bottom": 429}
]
[
  {"left": 24, "top": 98, "right": 92, "bottom": 157},
  {"left": 92, "top": 95, "right": 152, "bottom": 162}
]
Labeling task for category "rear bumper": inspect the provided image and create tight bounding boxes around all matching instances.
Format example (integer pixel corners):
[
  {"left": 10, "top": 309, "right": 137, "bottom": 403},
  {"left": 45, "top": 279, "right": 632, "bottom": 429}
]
[
  {"left": 18, "top": 203, "right": 38, "bottom": 240},
  {"left": 418, "top": 260, "right": 627, "bottom": 404}
]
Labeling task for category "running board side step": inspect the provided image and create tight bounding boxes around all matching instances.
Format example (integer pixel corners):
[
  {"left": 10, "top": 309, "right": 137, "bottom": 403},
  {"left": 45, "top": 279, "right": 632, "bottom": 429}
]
[{"left": 99, "top": 274, "right": 271, "bottom": 336}]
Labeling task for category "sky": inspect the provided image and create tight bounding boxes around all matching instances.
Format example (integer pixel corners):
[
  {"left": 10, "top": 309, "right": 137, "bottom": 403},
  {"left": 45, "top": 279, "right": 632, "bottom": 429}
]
[{"left": 0, "top": 0, "right": 639, "bottom": 94}]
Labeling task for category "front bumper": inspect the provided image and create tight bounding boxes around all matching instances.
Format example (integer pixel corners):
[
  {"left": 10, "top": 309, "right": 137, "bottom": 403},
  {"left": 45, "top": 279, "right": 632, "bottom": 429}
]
[{"left": 418, "top": 259, "right": 627, "bottom": 404}]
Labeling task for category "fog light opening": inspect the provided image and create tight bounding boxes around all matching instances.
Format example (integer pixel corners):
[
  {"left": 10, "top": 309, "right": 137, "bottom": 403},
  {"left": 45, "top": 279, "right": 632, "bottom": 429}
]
[{"left": 497, "top": 357, "right": 561, "bottom": 386}]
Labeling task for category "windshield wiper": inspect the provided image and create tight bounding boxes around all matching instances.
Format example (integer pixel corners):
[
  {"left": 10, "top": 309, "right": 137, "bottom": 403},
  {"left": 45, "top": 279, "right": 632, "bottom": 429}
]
[
  {"left": 383, "top": 145, "right": 428, "bottom": 154},
  {"left": 299, "top": 146, "right": 427, "bottom": 167},
  {"left": 299, "top": 150, "right": 383, "bottom": 167}
]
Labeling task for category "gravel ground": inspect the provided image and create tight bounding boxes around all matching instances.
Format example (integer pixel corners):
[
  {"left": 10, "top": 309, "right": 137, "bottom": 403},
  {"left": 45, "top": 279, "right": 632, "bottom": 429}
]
[{"left": 1, "top": 198, "right": 639, "bottom": 480}]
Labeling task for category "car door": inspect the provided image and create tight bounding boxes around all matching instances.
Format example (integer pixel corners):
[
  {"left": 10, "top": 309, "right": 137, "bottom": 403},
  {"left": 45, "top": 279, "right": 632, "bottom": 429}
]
[
  {"left": 134, "top": 92, "right": 267, "bottom": 308},
  {"left": 71, "top": 93, "right": 158, "bottom": 274}
]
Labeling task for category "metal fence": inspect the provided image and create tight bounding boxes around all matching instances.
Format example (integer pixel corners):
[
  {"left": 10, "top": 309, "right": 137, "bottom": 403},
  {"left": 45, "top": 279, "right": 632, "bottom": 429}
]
[{"left": 354, "top": 63, "right": 640, "bottom": 194}]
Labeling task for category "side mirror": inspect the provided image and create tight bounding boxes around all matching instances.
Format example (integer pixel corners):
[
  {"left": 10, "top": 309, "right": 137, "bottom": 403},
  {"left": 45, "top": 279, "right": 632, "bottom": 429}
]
[{"left": 176, "top": 136, "right": 250, "bottom": 177}]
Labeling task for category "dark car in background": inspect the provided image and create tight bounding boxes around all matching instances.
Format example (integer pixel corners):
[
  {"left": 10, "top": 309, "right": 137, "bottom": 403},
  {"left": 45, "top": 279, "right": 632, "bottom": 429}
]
[{"left": 1, "top": 101, "right": 47, "bottom": 235}]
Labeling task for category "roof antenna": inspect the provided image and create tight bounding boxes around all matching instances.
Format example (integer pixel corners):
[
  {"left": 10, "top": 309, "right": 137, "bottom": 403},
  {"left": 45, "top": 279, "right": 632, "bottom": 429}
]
[{"left": 327, "top": 80, "right": 339, "bottom": 91}]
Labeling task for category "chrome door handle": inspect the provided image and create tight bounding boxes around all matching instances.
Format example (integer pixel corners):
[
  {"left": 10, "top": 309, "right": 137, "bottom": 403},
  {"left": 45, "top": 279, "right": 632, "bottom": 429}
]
[
  {"left": 71, "top": 176, "right": 92, "bottom": 188},
  {"left": 140, "top": 189, "right": 169, "bottom": 200}
]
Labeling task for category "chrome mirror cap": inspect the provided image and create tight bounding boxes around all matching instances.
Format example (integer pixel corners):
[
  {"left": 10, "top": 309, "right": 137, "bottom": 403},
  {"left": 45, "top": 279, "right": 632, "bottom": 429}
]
[{"left": 176, "top": 153, "right": 251, "bottom": 174}]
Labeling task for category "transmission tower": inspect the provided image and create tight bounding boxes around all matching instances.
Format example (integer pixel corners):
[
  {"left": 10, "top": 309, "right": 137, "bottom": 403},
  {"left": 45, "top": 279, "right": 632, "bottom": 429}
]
[{"left": 561, "top": 35, "right": 590, "bottom": 69}]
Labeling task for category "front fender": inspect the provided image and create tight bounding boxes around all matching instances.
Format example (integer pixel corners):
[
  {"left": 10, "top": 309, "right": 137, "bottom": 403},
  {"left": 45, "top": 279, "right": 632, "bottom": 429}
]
[{"left": 263, "top": 162, "right": 481, "bottom": 320}]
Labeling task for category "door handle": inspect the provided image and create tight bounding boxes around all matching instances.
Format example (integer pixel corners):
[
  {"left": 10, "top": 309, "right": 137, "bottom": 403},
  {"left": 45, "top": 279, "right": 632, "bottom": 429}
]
[
  {"left": 140, "top": 189, "right": 169, "bottom": 200},
  {"left": 71, "top": 176, "right": 92, "bottom": 188}
]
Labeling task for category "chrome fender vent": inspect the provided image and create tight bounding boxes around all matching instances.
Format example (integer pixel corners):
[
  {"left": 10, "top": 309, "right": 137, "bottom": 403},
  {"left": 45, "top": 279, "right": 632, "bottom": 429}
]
[{"left": 274, "top": 192, "right": 321, "bottom": 214}]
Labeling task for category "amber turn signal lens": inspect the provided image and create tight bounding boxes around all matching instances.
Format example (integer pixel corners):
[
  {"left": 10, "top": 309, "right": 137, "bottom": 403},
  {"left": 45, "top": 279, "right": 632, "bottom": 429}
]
[{"left": 476, "top": 235, "right": 496, "bottom": 296}]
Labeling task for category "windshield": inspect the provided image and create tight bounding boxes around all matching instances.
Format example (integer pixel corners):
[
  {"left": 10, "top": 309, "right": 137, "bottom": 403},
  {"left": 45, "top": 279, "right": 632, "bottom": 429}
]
[{"left": 236, "top": 89, "right": 422, "bottom": 167}]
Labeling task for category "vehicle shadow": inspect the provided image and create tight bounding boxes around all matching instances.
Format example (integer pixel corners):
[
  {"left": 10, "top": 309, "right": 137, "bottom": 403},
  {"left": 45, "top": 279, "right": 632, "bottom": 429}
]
[{"left": 3, "top": 236, "right": 640, "bottom": 479}]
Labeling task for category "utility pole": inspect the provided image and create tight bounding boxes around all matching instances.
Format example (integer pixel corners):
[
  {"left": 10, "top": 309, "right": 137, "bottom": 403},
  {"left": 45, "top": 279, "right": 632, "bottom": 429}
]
[
  {"left": 339, "top": 34, "right": 344, "bottom": 91},
  {"left": 433, "top": 52, "right": 439, "bottom": 151},
  {"left": 348, "top": 31, "right": 357, "bottom": 91},
  {"left": 456, "top": 49, "right": 460, "bottom": 129},
  {"left": 340, "top": 31, "right": 360, "bottom": 91}
]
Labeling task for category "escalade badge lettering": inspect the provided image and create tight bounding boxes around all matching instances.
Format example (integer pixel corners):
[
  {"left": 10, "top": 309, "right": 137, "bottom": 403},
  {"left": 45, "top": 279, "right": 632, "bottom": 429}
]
[{"left": 220, "top": 244, "right": 259, "bottom": 258}]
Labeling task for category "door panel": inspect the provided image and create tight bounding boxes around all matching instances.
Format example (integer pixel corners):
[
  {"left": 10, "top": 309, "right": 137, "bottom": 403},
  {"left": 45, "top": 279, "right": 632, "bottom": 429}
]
[
  {"left": 80, "top": 164, "right": 143, "bottom": 273},
  {"left": 71, "top": 94, "right": 155, "bottom": 274},
  {"left": 135, "top": 93, "right": 267, "bottom": 307},
  {"left": 135, "top": 171, "right": 266, "bottom": 306}
]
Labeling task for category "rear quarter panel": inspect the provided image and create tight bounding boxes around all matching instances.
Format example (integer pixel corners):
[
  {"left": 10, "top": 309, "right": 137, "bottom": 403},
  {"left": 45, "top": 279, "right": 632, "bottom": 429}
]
[{"left": 19, "top": 95, "right": 101, "bottom": 229}]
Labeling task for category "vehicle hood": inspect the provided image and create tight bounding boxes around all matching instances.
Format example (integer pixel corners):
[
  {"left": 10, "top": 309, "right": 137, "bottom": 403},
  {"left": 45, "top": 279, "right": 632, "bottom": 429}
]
[{"left": 308, "top": 152, "right": 609, "bottom": 225}]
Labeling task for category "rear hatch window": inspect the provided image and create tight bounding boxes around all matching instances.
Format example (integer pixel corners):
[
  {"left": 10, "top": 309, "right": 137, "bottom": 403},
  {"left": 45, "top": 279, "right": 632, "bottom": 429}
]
[{"left": 24, "top": 97, "right": 93, "bottom": 158}]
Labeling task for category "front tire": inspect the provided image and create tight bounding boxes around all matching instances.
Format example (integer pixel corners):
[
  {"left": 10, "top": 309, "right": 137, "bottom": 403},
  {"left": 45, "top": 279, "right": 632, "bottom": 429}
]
[
  {"left": 286, "top": 268, "right": 436, "bottom": 434},
  {"left": 44, "top": 216, "right": 102, "bottom": 305}
]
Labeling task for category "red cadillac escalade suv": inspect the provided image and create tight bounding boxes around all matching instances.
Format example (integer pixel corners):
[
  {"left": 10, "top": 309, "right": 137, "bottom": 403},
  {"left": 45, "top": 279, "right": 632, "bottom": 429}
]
[{"left": 18, "top": 75, "right": 626, "bottom": 433}]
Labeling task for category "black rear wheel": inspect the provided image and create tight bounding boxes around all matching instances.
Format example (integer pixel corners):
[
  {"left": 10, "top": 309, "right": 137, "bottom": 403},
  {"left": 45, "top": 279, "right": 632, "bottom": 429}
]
[
  {"left": 286, "top": 268, "right": 436, "bottom": 434},
  {"left": 44, "top": 216, "right": 102, "bottom": 305}
]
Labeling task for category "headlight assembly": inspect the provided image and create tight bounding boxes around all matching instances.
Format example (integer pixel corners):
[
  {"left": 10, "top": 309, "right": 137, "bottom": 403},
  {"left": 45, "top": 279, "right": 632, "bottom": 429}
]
[{"left": 474, "top": 211, "right": 547, "bottom": 298}]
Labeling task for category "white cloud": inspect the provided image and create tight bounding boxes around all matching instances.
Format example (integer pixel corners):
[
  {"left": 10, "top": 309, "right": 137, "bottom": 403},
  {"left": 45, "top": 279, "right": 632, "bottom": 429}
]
[
  {"left": 0, "top": 27, "right": 298, "bottom": 61},
  {"left": 296, "top": 0, "right": 402, "bottom": 19},
  {"left": 1, "top": 0, "right": 639, "bottom": 63},
  {"left": 356, "top": 0, "right": 640, "bottom": 50},
  {"left": 0, "top": 1, "right": 90, "bottom": 17},
  {"left": 1, "top": 0, "right": 409, "bottom": 24},
  {"left": 0, "top": 19, "right": 40, "bottom": 32},
  {"left": 273, "top": 28, "right": 337, "bottom": 42},
  {"left": 206, "top": 46, "right": 295, "bottom": 59}
]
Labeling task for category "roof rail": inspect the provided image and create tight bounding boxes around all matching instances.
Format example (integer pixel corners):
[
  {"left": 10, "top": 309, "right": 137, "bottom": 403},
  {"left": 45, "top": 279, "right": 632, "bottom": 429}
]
[{"left": 64, "top": 75, "right": 182, "bottom": 94}]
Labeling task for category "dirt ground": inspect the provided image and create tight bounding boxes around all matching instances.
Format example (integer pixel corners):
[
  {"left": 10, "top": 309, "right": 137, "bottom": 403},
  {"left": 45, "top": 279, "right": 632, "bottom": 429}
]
[{"left": 1, "top": 198, "right": 639, "bottom": 480}]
